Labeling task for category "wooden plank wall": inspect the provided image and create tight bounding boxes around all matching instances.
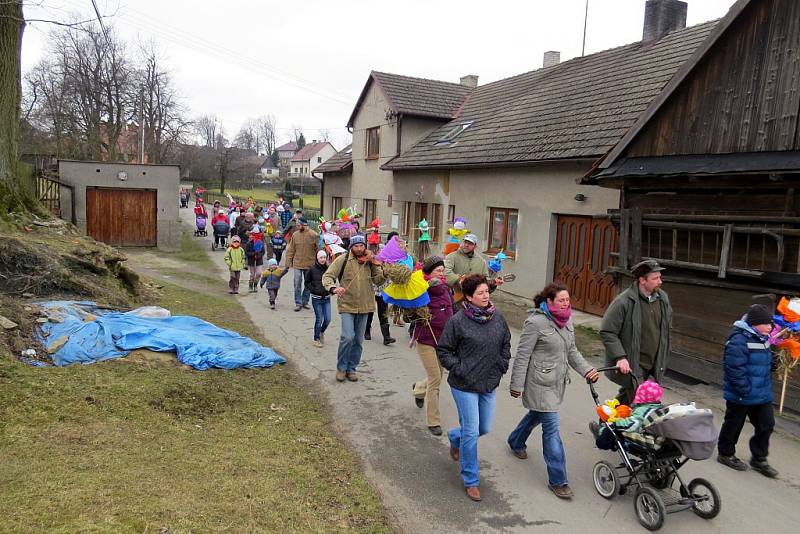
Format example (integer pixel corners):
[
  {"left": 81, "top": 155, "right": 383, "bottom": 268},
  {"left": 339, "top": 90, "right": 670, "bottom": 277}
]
[{"left": 628, "top": 0, "right": 800, "bottom": 157}]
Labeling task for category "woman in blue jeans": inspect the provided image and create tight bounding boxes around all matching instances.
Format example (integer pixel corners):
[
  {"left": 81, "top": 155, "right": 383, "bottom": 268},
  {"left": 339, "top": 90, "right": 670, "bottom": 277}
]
[
  {"left": 436, "top": 274, "right": 511, "bottom": 502},
  {"left": 305, "top": 250, "right": 332, "bottom": 347},
  {"left": 508, "top": 282, "right": 599, "bottom": 499}
]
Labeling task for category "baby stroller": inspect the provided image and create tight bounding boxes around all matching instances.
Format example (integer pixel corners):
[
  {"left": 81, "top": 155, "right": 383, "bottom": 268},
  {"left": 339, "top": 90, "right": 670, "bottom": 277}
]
[
  {"left": 194, "top": 214, "right": 208, "bottom": 237},
  {"left": 211, "top": 221, "right": 230, "bottom": 250},
  {"left": 588, "top": 367, "right": 721, "bottom": 531}
]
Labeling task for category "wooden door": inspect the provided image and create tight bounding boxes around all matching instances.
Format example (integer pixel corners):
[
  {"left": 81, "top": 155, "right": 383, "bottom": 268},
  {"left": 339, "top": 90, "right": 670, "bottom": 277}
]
[
  {"left": 553, "top": 215, "right": 617, "bottom": 315},
  {"left": 86, "top": 188, "right": 157, "bottom": 246}
]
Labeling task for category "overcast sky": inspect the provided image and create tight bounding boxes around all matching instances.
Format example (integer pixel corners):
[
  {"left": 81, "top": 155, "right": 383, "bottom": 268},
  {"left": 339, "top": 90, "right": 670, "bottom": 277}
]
[{"left": 22, "top": 0, "right": 738, "bottom": 151}]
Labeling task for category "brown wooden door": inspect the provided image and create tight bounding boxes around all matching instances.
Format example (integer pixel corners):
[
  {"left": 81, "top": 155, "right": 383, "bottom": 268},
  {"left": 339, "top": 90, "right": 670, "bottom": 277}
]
[
  {"left": 553, "top": 215, "right": 617, "bottom": 315},
  {"left": 86, "top": 188, "right": 157, "bottom": 246}
]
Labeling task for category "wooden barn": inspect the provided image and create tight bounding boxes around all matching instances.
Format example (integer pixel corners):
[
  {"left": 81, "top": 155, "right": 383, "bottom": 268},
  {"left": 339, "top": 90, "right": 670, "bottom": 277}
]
[{"left": 585, "top": 0, "right": 800, "bottom": 411}]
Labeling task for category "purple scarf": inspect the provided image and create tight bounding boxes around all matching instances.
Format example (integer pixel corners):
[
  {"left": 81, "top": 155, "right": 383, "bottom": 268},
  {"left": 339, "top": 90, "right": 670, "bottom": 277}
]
[
  {"left": 463, "top": 300, "right": 496, "bottom": 324},
  {"left": 541, "top": 301, "right": 571, "bottom": 329}
]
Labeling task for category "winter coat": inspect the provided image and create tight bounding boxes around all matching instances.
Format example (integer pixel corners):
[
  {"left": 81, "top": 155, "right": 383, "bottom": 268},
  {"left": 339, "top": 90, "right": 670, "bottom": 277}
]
[
  {"left": 271, "top": 235, "right": 286, "bottom": 252},
  {"left": 322, "top": 252, "right": 385, "bottom": 314},
  {"left": 444, "top": 248, "right": 489, "bottom": 287},
  {"left": 224, "top": 246, "right": 246, "bottom": 271},
  {"left": 509, "top": 309, "right": 593, "bottom": 412},
  {"left": 722, "top": 320, "right": 773, "bottom": 405},
  {"left": 261, "top": 266, "right": 288, "bottom": 290},
  {"left": 279, "top": 210, "right": 292, "bottom": 228},
  {"left": 285, "top": 228, "right": 319, "bottom": 270},
  {"left": 305, "top": 261, "right": 329, "bottom": 297},
  {"left": 244, "top": 240, "right": 265, "bottom": 267},
  {"left": 600, "top": 283, "right": 672, "bottom": 385},
  {"left": 436, "top": 309, "right": 512, "bottom": 394},
  {"left": 414, "top": 281, "right": 453, "bottom": 347},
  {"left": 211, "top": 213, "right": 228, "bottom": 226}
]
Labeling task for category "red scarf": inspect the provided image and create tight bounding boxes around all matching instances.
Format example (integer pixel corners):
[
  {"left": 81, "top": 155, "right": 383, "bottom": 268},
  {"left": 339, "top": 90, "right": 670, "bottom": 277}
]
[{"left": 545, "top": 302, "right": 572, "bottom": 329}]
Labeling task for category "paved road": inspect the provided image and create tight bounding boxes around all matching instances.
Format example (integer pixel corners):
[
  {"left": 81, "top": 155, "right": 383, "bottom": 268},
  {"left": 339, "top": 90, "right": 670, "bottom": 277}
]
[{"left": 181, "top": 209, "right": 800, "bottom": 533}]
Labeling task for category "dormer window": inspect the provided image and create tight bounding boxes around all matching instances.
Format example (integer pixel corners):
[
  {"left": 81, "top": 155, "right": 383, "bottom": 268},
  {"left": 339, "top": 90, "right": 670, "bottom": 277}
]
[{"left": 434, "top": 121, "right": 474, "bottom": 146}]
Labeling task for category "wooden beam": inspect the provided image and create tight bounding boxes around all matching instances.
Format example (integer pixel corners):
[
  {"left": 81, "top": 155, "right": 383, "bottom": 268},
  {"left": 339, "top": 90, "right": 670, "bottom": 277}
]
[
  {"left": 619, "top": 209, "right": 630, "bottom": 270},
  {"left": 631, "top": 207, "right": 642, "bottom": 264}
]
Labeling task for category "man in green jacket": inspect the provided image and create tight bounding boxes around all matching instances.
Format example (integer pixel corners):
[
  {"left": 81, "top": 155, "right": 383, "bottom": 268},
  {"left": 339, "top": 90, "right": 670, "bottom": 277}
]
[
  {"left": 322, "top": 234, "right": 385, "bottom": 383},
  {"left": 444, "top": 234, "right": 503, "bottom": 303},
  {"left": 600, "top": 260, "right": 672, "bottom": 404}
]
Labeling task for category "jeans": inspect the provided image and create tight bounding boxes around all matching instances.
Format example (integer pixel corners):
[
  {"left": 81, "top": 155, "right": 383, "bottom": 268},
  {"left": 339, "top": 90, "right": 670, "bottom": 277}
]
[
  {"left": 449, "top": 387, "right": 497, "bottom": 487},
  {"left": 293, "top": 268, "right": 310, "bottom": 306},
  {"left": 312, "top": 296, "right": 331, "bottom": 341},
  {"left": 717, "top": 401, "right": 774, "bottom": 459},
  {"left": 508, "top": 410, "right": 568, "bottom": 487},
  {"left": 336, "top": 313, "right": 369, "bottom": 372}
]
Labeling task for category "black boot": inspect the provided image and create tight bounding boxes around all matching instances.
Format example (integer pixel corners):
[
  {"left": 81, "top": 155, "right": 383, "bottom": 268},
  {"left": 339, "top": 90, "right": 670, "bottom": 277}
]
[
  {"left": 364, "top": 329, "right": 371, "bottom": 340},
  {"left": 381, "top": 324, "right": 396, "bottom": 345}
]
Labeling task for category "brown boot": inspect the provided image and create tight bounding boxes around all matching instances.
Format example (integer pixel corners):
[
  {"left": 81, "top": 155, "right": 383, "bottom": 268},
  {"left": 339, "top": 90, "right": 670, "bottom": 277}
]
[
  {"left": 549, "top": 484, "right": 574, "bottom": 499},
  {"left": 335, "top": 371, "right": 346, "bottom": 382},
  {"left": 346, "top": 371, "right": 358, "bottom": 382},
  {"left": 449, "top": 445, "right": 460, "bottom": 462},
  {"left": 465, "top": 487, "right": 481, "bottom": 502}
]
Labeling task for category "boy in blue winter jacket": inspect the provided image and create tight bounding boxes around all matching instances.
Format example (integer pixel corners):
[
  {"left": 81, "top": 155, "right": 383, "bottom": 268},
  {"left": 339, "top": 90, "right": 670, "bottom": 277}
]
[{"left": 717, "top": 304, "right": 779, "bottom": 478}]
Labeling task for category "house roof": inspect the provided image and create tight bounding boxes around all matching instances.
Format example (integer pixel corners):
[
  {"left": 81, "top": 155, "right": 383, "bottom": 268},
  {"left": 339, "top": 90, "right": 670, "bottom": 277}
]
[
  {"left": 347, "top": 71, "right": 474, "bottom": 128},
  {"left": 276, "top": 141, "right": 298, "bottom": 152},
  {"left": 261, "top": 157, "right": 278, "bottom": 169},
  {"left": 291, "top": 141, "right": 334, "bottom": 162},
  {"left": 315, "top": 145, "right": 353, "bottom": 174},
  {"left": 383, "top": 20, "right": 718, "bottom": 171}
]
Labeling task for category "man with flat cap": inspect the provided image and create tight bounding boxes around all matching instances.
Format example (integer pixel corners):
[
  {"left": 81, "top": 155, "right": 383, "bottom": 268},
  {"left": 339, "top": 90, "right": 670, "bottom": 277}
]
[{"left": 600, "top": 259, "right": 673, "bottom": 404}]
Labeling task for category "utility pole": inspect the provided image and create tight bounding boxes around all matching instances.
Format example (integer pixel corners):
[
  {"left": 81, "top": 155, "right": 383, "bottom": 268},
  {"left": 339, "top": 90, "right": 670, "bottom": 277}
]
[
  {"left": 582, "top": 0, "right": 589, "bottom": 56},
  {"left": 139, "top": 89, "right": 145, "bottom": 163}
]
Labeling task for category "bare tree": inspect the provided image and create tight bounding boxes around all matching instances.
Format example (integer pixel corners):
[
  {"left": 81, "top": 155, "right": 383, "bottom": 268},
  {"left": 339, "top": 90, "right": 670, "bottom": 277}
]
[
  {"left": 318, "top": 128, "right": 331, "bottom": 142},
  {"left": 254, "top": 114, "right": 276, "bottom": 156},
  {"left": 233, "top": 119, "right": 257, "bottom": 152},
  {"left": 195, "top": 114, "right": 219, "bottom": 148},
  {"left": 292, "top": 125, "right": 306, "bottom": 149}
]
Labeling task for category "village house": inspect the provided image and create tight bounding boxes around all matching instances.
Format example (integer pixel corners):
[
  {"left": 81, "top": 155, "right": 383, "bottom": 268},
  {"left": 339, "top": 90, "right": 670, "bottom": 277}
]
[
  {"left": 321, "top": 0, "right": 712, "bottom": 314},
  {"left": 259, "top": 157, "right": 279, "bottom": 181},
  {"left": 275, "top": 140, "right": 298, "bottom": 177},
  {"left": 290, "top": 141, "right": 337, "bottom": 178},
  {"left": 585, "top": 0, "right": 800, "bottom": 410}
]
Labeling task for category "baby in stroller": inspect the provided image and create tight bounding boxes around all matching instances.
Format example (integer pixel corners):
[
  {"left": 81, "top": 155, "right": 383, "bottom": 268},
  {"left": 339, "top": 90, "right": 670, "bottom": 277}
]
[
  {"left": 587, "top": 371, "right": 720, "bottom": 530},
  {"left": 211, "top": 209, "right": 230, "bottom": 250}
]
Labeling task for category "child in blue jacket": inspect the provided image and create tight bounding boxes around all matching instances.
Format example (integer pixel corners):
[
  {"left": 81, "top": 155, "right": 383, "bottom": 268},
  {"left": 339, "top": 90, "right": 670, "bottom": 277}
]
[{"left": 716, "top": 304, "right": 778, "bottom": 478}]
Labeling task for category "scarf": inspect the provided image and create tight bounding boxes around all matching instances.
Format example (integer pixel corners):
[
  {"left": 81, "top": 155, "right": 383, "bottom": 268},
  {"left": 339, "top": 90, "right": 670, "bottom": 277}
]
[
  {"left": 540, "top": 301, "right": 571, "bottom": 329},
  {"left": 463, "top": 300, "right": 496, "bottom": 324}
]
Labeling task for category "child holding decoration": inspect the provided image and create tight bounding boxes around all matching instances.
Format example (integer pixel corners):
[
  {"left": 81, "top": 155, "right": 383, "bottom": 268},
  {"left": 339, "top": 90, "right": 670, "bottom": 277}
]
[{"left": 716, "top": 304, "right": 779, "bottom": 478}]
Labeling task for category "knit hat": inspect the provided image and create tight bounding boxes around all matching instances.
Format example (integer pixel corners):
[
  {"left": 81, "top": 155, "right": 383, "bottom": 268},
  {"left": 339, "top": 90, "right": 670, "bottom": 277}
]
[
  {"left": 316, "top": 249, "right": 328, "bottom": 261},
  {"left": 349, "top": 234, "right": 366, "bottom": 247},
  {"left": 745, "top": 304, "right": 773, "bottom": 326},
  {"left": 231, "top": 235, "right": 241, "bottom": 243},
  {"left": 463, "top": 233, "right": 478, "bottom": 244},
  {"left": 267, "top": 258, "right": 278, "bottom": 267},
  {"left": 633, "top": 380, "right": 663, "bottom": 405},
  {"left": 298, "top": 217, "right": 309, "bottom": 225},
  {"left": 422, "top": 255, "right": 444, "bottom": 275}
]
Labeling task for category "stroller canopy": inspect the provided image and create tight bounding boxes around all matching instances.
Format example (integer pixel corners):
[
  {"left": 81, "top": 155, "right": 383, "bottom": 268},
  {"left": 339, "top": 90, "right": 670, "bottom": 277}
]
[{"left": 643, "top": 403, "right": 718, "bottom": 460}]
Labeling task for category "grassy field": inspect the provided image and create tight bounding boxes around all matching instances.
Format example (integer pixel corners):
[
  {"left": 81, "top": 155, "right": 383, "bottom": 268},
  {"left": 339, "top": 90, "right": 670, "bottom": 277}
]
[
  {"left": 0, "top": 234, "right": 391, "bottom": 533},
  {"left": 203, "top": 188, "right": 321, "bottom": 210}
]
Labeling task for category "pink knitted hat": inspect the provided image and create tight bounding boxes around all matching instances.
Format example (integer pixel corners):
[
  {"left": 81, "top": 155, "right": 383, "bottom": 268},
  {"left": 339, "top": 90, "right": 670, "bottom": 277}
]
[{"left": 633, "top": 380, "right": 664, "bottom": 404}]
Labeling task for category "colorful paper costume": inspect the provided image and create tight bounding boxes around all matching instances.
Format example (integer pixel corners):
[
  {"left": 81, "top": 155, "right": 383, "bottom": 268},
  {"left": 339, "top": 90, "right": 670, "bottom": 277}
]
[
  {"left": 488, "top": 251, "right": 508, "bottom": 274},
  {"left": 770, "top": 297, "right": 800, "bottom": 413},
  {"left": 367, "top": 218, "right": 383, "bottom": 246},
  {"left": 376, "top": 237, "right": 429, "bottom": 308},
  {"left": 444, "top": 217, "right": 469, "bottom": 255},
  {"left": 596, "top": 398, "right": 632, "bottom": 423},
  {"left": 320, "top": 221, "right": 346, "bottom": 257}
]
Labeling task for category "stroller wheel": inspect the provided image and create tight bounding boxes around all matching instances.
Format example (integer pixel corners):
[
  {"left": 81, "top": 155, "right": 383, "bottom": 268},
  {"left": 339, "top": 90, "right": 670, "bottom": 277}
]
[
  {"left": 687, "top": 478, "right": 721, "bottom": 519},
  {"left": 634, "top": 487, "right": 666, "bottom": 531},
  {"left": 592, "top": 460, "right": 619, "bottom": 499}
]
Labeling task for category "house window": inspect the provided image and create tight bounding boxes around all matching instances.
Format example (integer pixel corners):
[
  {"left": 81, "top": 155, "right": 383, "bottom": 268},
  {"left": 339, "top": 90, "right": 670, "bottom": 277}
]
[
  {"left": 317, "top": 156, "right": 322, "bottom": 163},
  {"left": 363, "top": 199, "right": 377, "bottom": 224},
  {"left": 267, "top": 169, "right": 272, "bottom": 175},
  {"left": 332, "top": 196, "right": 343, "bottom": 217},
  {"left": 366, "top": 127, "right": 380, "bottom": 159},
  {"left": 401, "top": 202, "right": 413, "bottom": 238},
  {"left": 488, "top": 207, "right": 518, "bottom": 257}
]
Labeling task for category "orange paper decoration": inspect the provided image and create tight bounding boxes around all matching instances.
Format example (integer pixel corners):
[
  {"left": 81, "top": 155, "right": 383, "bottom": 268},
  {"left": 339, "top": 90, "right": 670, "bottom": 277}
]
[{"left": 777, "top": 297, "right": 800, "bottom": 323}]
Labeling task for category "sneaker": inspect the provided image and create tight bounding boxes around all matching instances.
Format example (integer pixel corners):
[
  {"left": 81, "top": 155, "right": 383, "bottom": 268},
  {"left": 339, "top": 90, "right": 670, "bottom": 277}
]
[
  {"left": 294, "top": 305, "right": 302, "bottom": 312},
  {"left": 750, "top": 457, "right": 779, "bottom": 478},
  {"left": 335, "top": 371, "right": 346, "bottom": 382},
  {"left": 717, "top": 454, "right": 748, "bottom": 471},
  {"left": 549, "top": 484, "right": 574, "bottom": 499},
  {"left": 428, "top": 425, "right": 443, "bottom": 436},
  {"left": 313, "top": 339, "right": 323, "bottom": 348},
  {"left": 346, "top": 371, "right": 358, "bottom": 382},
  {"left": 509, "top": 446, "right": 528, "bottom": 460}
]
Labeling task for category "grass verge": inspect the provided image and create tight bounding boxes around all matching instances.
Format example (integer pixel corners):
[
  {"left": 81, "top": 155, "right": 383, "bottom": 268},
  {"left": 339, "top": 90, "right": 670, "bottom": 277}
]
[
  {"left": 203, "top": 188, "right": 321, "bottom": 210},
  {"left": 0, "top": 236, "right": 391, "bottom": 533}
]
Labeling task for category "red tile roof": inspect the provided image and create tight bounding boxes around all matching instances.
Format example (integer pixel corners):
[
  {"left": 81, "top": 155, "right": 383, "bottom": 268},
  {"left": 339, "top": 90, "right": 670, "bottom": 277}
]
[
  {"left": 276, "top": 141, "right": 298, "bottom": 152},
  {"left": 291, "top": 142, "right": 334, "bottom": 162}
]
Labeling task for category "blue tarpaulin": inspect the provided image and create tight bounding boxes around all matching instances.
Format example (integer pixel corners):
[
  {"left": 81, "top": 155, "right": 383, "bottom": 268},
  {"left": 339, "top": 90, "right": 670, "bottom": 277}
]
[{"left": 36, "top": 301, "right": 285, "bottom": 370}]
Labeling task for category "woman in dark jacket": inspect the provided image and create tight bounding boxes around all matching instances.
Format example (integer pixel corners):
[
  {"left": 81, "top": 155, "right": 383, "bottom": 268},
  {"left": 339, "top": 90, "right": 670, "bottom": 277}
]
[
  {"left": 411, "top": 256, "right": 454, "bottom": 436},
  {"left": 305, "top": 250, "right": 331, "bottom": 347},
  {"left": 437, "top": 274, "right": 511, "bottom": 502}
]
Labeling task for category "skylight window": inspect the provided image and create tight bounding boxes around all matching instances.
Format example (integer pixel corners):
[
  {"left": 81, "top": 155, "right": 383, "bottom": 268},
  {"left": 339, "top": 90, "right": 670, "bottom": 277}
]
[{"left": 434, "top": 121, "right": 474, "bottom": 146}]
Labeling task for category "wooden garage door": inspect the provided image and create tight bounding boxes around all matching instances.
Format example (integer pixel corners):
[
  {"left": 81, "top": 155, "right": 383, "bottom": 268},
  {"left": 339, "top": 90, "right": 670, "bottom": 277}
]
[
  {"left": 86, "top": 188, "right": 157, "bottom": 246},
  {"left": 553, "top": 215, "right": 617, "bottom": 315}
]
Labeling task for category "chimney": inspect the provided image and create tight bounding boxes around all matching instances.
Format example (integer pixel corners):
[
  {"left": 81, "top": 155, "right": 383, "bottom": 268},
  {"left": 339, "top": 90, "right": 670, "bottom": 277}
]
[
  {"left": 642, "top": 0, "right": 687, "bottom": 42},
  {"left": 460, "top": 75, "right": 478, "bottom": 88},
  {"left": 543, "top": 51, "right": 561, "bottom": 68}
]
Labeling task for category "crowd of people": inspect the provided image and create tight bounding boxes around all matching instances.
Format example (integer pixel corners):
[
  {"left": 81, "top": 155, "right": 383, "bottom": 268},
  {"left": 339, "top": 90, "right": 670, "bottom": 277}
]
[{"left": 194, "top": 191, "right": 782, "bottom": 502}]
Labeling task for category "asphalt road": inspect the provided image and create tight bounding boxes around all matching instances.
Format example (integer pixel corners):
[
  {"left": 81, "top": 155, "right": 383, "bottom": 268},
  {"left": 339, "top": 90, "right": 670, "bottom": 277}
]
[{"left": 183, "top": 209, "right": 800, "bottom": 533}]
